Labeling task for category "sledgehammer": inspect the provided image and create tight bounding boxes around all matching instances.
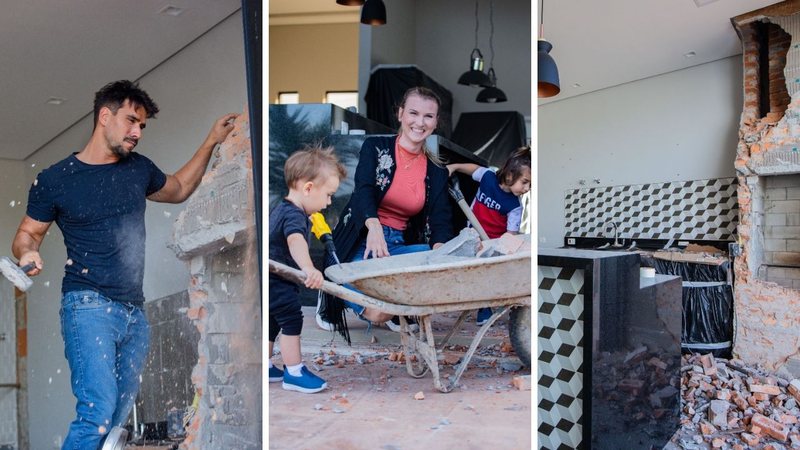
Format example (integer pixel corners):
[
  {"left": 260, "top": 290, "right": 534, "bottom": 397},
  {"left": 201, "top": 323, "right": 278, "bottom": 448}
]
[{"left": 0, "top": 257, "right": 35, "bottom": 291}]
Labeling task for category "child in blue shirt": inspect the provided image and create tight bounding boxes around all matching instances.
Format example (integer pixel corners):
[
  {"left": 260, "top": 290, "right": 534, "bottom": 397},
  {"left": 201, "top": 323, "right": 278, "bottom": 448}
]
[{"left": 269, "top": 146, "right": 346, "bottom": 393}]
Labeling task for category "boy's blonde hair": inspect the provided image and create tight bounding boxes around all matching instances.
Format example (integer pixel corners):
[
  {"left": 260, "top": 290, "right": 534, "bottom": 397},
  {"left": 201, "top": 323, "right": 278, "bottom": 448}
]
[
  {"left": 496, "top": 146, "right": 531, "bottom": 187},
  {"left": 284, "top": 145, "right": 347, "bottom": 189}
]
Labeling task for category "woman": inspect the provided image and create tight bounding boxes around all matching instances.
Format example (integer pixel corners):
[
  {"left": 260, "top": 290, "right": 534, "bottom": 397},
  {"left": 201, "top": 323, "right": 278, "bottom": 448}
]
[{"left": 317, "top": 86, "right": 454, "bottom": 333}]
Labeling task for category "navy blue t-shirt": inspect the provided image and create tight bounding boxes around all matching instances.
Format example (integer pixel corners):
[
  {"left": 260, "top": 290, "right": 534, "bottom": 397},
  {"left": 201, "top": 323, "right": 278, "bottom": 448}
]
[
  {"left": 26, "top": 152, "right": 167, "bottom": 304},
  {"left": 268, "top": 199, "right": 311, "bottom": 303}
]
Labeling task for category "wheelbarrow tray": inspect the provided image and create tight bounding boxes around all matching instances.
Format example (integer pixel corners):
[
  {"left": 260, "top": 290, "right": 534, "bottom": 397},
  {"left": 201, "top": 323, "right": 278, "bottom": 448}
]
[{"left": 324, "top": 237, "right": 531, "bottom": 306}]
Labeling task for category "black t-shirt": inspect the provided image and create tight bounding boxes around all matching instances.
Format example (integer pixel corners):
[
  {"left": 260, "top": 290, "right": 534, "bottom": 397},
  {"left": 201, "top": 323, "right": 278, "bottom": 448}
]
[
  {"left": 268, "top": 199, "right": 310, "bottom": 300},
  {"left": 26, "top": 152, "right": 167, "bottom": 303}
]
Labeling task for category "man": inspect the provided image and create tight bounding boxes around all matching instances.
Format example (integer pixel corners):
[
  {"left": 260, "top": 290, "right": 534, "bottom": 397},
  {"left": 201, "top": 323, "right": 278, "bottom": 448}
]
[{"left": 11, "top": 80, "right": 236, "bottom": 449}]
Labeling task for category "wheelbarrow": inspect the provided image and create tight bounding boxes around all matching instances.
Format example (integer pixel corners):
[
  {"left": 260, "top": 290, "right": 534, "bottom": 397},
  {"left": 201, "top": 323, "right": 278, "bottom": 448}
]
[{"left": 268, "top": 232, "right": 531, "bottom": 393}]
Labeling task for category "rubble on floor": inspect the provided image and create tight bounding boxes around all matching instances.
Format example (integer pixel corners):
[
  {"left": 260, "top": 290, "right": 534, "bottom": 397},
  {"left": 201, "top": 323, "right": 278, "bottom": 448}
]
[{"left": 671, "top": 353, "right": 800, "bottom": 449}]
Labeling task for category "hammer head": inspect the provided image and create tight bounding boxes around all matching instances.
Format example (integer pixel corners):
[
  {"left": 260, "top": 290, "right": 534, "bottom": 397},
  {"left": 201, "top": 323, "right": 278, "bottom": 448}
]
[{"left": 0, "top": 257, "right": 33, "bottom": 292}]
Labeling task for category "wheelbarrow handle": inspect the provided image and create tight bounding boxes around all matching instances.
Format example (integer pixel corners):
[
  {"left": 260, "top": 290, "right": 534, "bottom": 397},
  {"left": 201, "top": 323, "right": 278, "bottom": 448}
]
[{"left": 447, "top": 177, "right": 491, "bottom": 241}]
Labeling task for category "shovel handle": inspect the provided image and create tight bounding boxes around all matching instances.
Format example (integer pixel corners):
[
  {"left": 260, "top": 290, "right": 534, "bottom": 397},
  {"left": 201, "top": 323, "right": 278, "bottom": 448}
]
[{"left": 447, "top": 176, "right": 491, "bottom": 241}]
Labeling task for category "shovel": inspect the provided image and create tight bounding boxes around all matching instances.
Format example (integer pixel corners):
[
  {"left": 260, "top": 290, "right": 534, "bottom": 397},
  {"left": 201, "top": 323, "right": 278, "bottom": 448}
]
[
  {"left": 0, "top": 257, "right": 35, "bottom": 291},
  {"left": 447, "top": 177, "right": 490, "bottom": 241}
]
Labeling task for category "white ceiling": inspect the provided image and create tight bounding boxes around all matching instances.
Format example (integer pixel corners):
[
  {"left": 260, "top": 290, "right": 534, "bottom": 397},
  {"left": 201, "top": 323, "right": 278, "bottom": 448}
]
[
  {"left": 539, "top": 0, "right": 782, "bottom": 104},
  {"left": 272, "top": 0, "right": 789, "bottom": 108},
  {"left": 0, "top": 0, "right": 241, "bottom": 161}
]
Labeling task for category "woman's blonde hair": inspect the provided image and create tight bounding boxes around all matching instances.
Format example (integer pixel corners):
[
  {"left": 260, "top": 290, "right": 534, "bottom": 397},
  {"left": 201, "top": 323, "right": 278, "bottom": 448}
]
[{"left": 397, "top": 87, "right": 446, "bottom": 166}]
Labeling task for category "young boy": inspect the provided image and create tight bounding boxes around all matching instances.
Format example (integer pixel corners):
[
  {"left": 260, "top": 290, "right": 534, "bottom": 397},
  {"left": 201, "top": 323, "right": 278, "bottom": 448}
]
[
  {"left": 447, "top": 146, "right": 531, "bottom": 325},
  {"left": 269, "top": 145, "right": 346, "bottom": 393}
]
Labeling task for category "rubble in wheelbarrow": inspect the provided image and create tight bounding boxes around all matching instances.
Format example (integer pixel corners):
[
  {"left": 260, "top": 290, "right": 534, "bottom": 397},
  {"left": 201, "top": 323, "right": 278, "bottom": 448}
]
[{"left": 668, "top": 353, "right": 800, "bottom": 449}]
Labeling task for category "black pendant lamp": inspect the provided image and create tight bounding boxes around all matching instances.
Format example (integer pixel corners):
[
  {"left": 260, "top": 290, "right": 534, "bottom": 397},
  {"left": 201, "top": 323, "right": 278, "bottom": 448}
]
[
  {"left": 477, "top": 69, "right": 507, "bottom": 103},
  {"left": 477, "top": 1, "right": 507, "bottom": 103},
  {"left": 538, "top": 0, "right": 560, "bottom": 98},
  {"left": 458, "top": 1, "right": 492, "bottom": 88},
  {"left": 361, "top": 0, "right": 386, "bottom": 26},
  {"left": 336, "top": 0, "right": 364, "bottom": 5}
]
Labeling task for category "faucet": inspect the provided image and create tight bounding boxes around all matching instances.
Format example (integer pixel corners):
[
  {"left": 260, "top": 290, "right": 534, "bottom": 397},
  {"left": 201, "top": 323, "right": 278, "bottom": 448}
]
[{"left": 605, "top": 221, "right": 623, "bottom": 247}]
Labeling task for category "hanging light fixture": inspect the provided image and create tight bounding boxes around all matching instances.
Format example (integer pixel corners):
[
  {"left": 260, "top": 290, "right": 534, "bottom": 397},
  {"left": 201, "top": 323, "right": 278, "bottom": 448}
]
[
  {"left": 538, "top": 0, "right": 560, "bottom": 98},
  {"left": 477, "top": 69, "right": 507, "bottom": 103},
  {"left": 336, "top": 0, "right": 364, "bottom": 5},
  {"left": 477, "top": 0, "right": 507, "bottom": 103},
  {"left": 458, "top": 0, "right": 492, "bottom": 88},
  {"left": 360, "top": 0, "right": 386, "bottom": 26}
]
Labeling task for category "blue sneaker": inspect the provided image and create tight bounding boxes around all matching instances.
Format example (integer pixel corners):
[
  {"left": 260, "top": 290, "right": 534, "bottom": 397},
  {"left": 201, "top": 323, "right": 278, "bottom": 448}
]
[
  {"left": 476, "top": 308, "right": 493, "bottom": 326},
  {"left": 269, "top": 365, "right": 284, "bottom": 383},
  {"left": 282, "top": 366, "right": 327, "bottom": 393}
]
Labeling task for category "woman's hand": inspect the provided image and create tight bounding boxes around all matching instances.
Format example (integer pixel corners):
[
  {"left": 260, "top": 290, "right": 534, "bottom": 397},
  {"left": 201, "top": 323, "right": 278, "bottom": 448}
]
[{"left": 364, "top": 218, "right": 389, "bottom": 259}]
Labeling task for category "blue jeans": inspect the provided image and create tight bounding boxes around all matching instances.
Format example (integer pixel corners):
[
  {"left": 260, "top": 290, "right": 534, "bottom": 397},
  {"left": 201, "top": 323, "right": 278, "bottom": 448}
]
[
  {"left": 60, "top": 290, "right": 150, "bottom": 450},
  {"left": 344, "top": 225, "right": 430, "bottom": 315}
]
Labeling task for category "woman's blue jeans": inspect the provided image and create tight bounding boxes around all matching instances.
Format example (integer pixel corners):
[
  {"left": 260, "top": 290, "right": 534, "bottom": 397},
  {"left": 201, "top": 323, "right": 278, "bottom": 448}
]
[
  {"left": 60, "top": 290, "right": 150, "bottom": 450},
  {"left": 344, "top": 225, "right": 430, "bottom": 315}
]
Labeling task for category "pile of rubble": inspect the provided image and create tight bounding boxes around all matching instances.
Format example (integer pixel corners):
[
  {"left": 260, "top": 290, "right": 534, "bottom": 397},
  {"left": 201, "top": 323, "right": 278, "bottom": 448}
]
[
  {"left": 675, "top": 353, "right": 800, "bottom": 449},
  {"left": 591, "top": 346, "right": 681, "bottom": 447}
]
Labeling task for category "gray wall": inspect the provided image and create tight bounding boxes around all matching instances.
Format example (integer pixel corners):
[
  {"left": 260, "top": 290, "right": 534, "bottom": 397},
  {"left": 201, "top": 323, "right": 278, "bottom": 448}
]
[
  {"left": 20, "top": 12, "right": 246, "bottom": 449},
  {"left": 0, "top": 160, "right": 27, "bottom": 253},
  {"left": 538, "top": 56, "right": 742, "bottom": 247},
  {"left": 360, "top": 0, "right": 532, "bottom": 131}
]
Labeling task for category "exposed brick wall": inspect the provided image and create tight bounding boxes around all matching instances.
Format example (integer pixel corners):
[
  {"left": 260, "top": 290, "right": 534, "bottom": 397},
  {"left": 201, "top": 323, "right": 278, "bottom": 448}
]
[
  {"left": 768, "top": 24, "right": 791, "bottom": 118},
  {"left": 172, "top": 108, "right": 261, "bottom": 450},
  {"left": 733, "top": 5, "right": 800, "bottom": 375}
]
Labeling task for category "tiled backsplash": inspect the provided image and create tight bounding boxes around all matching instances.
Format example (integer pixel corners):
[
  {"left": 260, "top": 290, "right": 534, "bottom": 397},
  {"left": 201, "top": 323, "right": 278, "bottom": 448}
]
[{"left": 565, "top": 178, "right": 738, "bottom": 241}]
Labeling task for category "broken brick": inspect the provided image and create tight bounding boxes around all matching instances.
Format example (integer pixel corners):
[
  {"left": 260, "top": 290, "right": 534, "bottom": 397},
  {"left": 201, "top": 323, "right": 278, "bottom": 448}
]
[
  {"left": 741, "top": 432, "right": 760, "bottom": 447},
  {"left": 708, "top": 400, "right": 730, "bottom": 427},
  {"left": 752, "top": 413, "right": 789, "bottom": 442},
  {"left": 700, "top": 422, "right": 717, "bottom": 436},
  {"left": 699, "top": 353, "right": 717, "bottom": 377},
  {"left": 749, "top": 383, "right": 782, "bottom": 396},
  {"left": 716, "top": 389, "right": 731, "bottom": 400}
]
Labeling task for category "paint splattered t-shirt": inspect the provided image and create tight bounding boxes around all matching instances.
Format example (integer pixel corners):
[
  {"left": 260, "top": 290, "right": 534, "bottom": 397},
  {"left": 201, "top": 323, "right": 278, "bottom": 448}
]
[{"left": 26, "top": 152, "right": 166, "bottom": 304}]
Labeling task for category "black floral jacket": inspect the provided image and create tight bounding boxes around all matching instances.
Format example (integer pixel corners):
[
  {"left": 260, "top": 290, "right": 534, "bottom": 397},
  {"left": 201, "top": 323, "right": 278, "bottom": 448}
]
[{"left": 332, "top": 135, "right": 454, "bottom": 264}]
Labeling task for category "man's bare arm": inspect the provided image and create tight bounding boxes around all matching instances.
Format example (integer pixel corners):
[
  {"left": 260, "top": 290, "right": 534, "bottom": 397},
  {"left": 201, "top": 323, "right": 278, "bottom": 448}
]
[
  {"left": 12, "top": 216, "right": 52, "bottom": 276},
  {"left": 148, "top": 113, "right": 238, "bottom": 204}
]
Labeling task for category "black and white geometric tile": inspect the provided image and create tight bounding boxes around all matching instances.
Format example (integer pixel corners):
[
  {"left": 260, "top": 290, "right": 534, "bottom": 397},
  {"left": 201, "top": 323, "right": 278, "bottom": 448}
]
[
  {"left": 565, "top": 177, "right": 738, "bottom": 240},
  {"left": 538, "top": 265, "right": 585, "bottom": 450}
]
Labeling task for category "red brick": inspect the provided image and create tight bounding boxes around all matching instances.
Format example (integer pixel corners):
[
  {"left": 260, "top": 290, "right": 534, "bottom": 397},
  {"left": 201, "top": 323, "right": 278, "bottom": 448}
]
[
  {"left": 700, "top": 354, "right": 717, "bottom": 376},
  {"left": 752, "top": 413, "right": 789, "bottom": 442},
  {"left": 741, "top": 432, "right": 759, "bottom": 448},
  {"left": 749, "top": 383, "right": 782, "bottom": 396},
  {"left": 700, "top": 422, "right": 717, "bottom": 436}
]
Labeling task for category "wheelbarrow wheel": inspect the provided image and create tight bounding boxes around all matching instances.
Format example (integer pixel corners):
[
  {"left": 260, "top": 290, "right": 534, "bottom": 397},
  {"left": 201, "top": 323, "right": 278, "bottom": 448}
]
[{"left": 509, "top": 305, "right": 531, "bottom": 367}]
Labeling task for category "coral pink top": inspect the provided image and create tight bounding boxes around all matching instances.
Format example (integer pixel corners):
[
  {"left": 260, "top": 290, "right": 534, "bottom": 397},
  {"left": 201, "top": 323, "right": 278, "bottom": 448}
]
[{"left": 377, "top": 142, "right": 427, "bottom": 230}]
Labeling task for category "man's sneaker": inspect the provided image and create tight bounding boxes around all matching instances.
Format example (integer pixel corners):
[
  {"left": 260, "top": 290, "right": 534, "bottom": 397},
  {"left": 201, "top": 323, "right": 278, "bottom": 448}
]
[
  {"left": 476, "top": 308, "right": 493, "bottom": 326},
  {"left": 282, "top": 366, "right": 327, "bottom": 393},
  {"left": 315, "top": 293, "right": 336, "bottom": 331},
  {"left": 385, "top": 316, "right": 420, "bottom": 333},
  {"left": 269, "top": 365, "right": 284, "bottom": 383}
]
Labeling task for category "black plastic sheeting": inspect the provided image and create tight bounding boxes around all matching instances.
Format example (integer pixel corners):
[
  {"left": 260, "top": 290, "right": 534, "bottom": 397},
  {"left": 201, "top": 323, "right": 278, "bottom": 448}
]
[
  {"left": 451, "top": 111, "right": 527, "bottom": 168},
  {"left": 364, "top": 65, "right": 454, "bottom": 138},
  {"left": 653, "top": 258, "right": 734, "bottom": 358}
]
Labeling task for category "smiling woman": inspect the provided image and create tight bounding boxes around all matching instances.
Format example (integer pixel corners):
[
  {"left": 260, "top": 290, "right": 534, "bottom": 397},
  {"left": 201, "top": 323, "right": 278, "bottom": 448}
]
[{"left": 315, "top": 86, "right": 455, "bottom": 333}]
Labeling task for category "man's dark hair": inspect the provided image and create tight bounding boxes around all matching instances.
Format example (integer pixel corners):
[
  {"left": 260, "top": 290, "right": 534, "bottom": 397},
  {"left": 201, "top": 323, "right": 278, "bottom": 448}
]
[{"left": 93, "top": 80, "right": 159, "bottom": 128}]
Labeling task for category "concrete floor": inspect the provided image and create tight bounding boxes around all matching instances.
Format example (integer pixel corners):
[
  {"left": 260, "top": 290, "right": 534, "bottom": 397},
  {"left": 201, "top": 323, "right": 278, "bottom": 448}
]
[{"left": 267, "top": 307, "right": 532, "bottom": 449}]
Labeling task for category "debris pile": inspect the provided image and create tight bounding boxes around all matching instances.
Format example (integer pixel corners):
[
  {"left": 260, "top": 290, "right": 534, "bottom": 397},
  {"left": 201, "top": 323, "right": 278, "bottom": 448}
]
[
  {"left": 591, "top": 345, "right": 680, "bottom": 446},
  {"left": 673, "top": 353, "right": 800, "bottom": 449}
]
